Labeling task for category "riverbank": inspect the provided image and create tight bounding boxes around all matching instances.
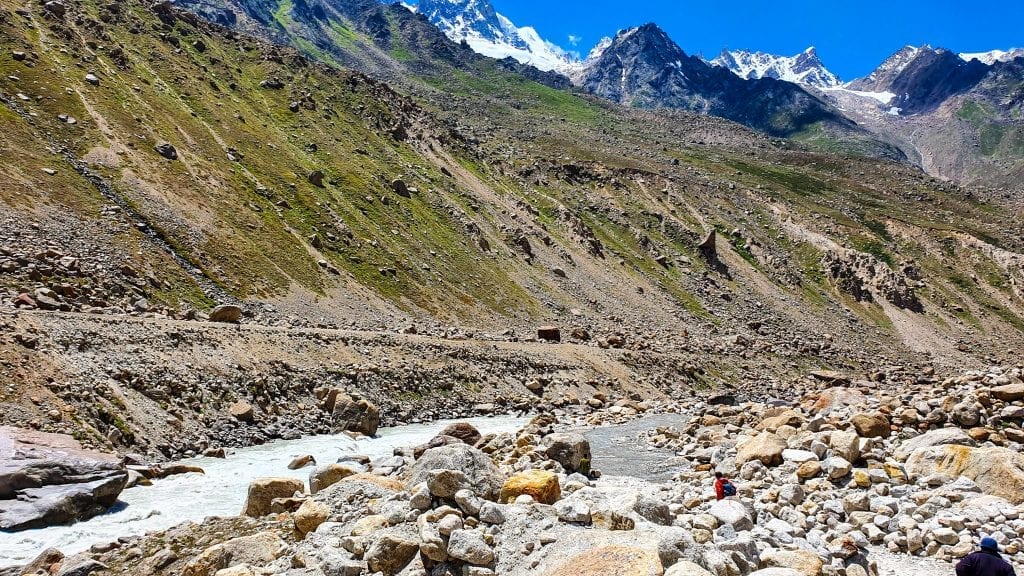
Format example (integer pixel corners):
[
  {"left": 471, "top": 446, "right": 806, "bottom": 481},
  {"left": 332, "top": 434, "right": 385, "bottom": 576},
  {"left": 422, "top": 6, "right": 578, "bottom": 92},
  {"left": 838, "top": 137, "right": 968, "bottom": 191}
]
[{"left": 0, "top": 417, "right": 529, "bottom": 565}]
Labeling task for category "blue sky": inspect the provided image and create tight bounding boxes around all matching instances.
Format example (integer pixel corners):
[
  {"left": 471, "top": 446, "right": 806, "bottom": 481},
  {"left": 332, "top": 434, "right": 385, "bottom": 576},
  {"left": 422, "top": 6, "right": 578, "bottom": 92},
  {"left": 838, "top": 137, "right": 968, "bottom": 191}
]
[{"left": 494, "top": 0, "right": 1024, "bottom": 80}]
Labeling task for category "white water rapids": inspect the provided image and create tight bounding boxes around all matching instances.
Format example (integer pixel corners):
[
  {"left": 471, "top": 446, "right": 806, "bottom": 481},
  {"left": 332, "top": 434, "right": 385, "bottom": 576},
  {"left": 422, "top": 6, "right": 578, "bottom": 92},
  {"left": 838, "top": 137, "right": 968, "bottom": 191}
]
[{"left": 0, "top": 416, "right": 530, "bottom": 566}]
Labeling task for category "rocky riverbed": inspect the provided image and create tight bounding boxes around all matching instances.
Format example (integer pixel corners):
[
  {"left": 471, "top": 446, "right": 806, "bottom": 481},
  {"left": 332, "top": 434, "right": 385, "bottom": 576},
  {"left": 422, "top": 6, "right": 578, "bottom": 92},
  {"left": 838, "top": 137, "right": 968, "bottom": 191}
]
[{"left": 4, "top": 364, "right": 1022, "bottom": 576}]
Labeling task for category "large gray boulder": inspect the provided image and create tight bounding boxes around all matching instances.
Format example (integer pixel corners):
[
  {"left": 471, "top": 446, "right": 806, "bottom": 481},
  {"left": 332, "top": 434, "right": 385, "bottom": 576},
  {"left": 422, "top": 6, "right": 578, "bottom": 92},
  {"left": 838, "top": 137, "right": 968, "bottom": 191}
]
[
  {"left": 542, "top": 433, "right": 592, "bottom": 474},
  {"left": 406, "top": 444, "right": 506, "bottom": 501},
  {"left": 906, "top": 445, "right": 1024, "bottom": 504},
  {"left": 0, "top": 427, "right": 128, "bottom": 531},
  {"left": 708, "top": 499, "right": 753, "bottom": 531},
  {"left": 893, "top": 428, "right": 976, "bottom": 461}
]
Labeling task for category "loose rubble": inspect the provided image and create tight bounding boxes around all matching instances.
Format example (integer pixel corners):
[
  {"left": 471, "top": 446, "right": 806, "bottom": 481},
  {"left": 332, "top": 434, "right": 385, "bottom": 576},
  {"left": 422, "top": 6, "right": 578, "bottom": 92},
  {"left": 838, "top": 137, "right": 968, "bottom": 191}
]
[{"left": 15, "top": 364, "right": 1021, "bottom": 576}]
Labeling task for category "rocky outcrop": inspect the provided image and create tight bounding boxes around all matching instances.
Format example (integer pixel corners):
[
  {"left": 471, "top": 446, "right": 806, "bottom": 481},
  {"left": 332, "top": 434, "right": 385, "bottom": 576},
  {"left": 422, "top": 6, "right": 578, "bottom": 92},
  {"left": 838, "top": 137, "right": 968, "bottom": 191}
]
[
  {"left": 0, "top": 427, "right": 127, "bottom": 531},
  {"left": 241, "top": 477, "right": 304, "bottom": 517},
  {"left": 893, "top": 428, "right": 976, "bottom": 461},
  {"left": 328, "top": 393, "right": 380, "bottom": 436},
  {"left": 822, "top": 250, "right": 922, "bottom": 312},
  {"left": 543, "top": 546, "right": 663, "bottom": 576},
  {"left": 905, "top": 445, "right": 1024, "bottom": 504},
  {"left": 736, "top": 431, "right": 786, "bottom": 466},
  {"left": 406, "top": 444, "right": 506, "bottom": 502},
  {"left": 181, "top": 532, "right": 287, "bottom": 576},
  {"left": 542, "top": 433, "right": 592, "bottom": 475}
]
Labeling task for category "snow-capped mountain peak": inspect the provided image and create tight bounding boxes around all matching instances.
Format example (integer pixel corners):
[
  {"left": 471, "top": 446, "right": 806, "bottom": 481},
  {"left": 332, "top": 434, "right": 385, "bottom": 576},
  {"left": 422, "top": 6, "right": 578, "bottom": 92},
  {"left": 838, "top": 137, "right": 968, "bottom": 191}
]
[
  {"left": 407, "top": 0, "right": 578, "bottom": 72},
  {"left": 959, "top": 48, "right": 1024, "bottom": 65},
  {"left": 710, "top": 47, "right": 841, "bottom": 89}
]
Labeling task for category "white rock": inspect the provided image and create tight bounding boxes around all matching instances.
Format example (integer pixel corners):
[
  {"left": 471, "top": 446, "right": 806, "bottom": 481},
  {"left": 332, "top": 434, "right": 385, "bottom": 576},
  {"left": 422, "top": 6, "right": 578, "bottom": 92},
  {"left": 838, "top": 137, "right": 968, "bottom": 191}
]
[
  {"left": 709, "top": 499, "right": 753, "bottom": 531},
  {"left": 782, "top": 449, "right": 818, "bottom": 463}
]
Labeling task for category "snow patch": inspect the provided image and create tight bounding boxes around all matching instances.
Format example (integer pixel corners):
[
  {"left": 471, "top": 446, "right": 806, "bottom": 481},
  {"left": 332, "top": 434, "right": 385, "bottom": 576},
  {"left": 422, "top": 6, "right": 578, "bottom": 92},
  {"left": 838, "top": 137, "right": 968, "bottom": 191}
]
[
  {"left": 411, "top": 0, "right": 578, "bottom": 72},
  {"left": 959, "top": 48, "right": 1024, "bottom": 65},
  {"left": 710, "top": 47, "right": 842, "bottom": 89},
  {"left": 823, "top": 87, "right": 897, "bottom": 105}
]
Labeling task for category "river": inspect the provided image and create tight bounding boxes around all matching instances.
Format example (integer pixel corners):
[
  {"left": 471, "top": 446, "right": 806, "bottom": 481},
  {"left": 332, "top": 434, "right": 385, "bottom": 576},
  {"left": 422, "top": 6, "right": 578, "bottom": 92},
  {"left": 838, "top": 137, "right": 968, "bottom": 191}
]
[{"left": 0, "top": 416, "right": 530, "bottom": 566}]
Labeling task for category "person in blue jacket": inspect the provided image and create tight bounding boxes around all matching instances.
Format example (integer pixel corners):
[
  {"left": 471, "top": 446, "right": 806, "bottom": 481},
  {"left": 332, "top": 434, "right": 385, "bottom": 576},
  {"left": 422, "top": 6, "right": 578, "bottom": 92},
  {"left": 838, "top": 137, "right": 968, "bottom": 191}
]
[{"left": 956, "top": 537, "right": 1017, "bottom": 576}]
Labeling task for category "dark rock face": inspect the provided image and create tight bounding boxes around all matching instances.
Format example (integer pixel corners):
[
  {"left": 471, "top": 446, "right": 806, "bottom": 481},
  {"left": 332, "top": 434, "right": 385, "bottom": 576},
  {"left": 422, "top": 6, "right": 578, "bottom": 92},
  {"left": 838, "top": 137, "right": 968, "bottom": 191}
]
[
  {"left": 0, "top": 427, "right": 128, "bottom": 532},
  {"left": 0, "top": 473, "right": 127, "bottom": 531},
  {"left": 576, "top": 24, "right": 847, "bottom": 137},
  {"left": 851, "top": 47, "right": 989, "bottom": 115},
  {"left": 154, "top": 143, "right": 178, "bottom": 160}
]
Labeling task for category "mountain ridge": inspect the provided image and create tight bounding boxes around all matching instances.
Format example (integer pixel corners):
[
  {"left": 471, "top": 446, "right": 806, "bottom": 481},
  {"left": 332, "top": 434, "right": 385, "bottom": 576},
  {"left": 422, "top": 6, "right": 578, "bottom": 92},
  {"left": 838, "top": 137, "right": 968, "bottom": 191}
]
[
  {"left": 710, "top": 47, "right": 842, "bottom": 89},
  {"left": 405, "top": 0, "right": 578, "bottom": 72}
]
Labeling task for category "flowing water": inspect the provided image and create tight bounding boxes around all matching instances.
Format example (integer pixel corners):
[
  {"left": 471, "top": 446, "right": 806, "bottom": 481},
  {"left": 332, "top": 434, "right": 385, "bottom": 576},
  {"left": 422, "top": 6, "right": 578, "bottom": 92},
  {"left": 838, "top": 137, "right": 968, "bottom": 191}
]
[{"left": 0, "top": 416, "right": 530, "bottom": 566}]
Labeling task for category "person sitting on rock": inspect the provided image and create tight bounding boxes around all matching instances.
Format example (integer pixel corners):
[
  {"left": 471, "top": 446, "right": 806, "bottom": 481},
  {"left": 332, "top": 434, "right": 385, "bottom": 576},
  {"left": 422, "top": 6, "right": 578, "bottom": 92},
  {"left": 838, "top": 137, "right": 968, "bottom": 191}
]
[
  {"left": 714, "top": 471, "right": 736, "bottom": 500},
  {"left": 956, "top": 537, "right": 1017, "bottom": 576}
]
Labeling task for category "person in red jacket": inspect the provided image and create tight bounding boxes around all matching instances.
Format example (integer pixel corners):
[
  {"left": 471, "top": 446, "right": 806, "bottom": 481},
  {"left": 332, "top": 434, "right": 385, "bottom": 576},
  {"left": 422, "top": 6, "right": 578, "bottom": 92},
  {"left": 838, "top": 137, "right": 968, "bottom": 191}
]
[{"left": 714, "top": 471, "right": 736, "bottom": 500}]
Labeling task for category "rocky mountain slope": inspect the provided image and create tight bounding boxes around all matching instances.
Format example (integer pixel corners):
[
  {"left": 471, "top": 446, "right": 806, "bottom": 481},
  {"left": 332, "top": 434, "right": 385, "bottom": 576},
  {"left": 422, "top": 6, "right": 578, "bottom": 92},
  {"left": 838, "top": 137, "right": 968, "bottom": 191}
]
[
  {"left": 822, "top": 46, "right": 1024, "bottom": 192},
  {"left": 1, "top": 1, "right": 1024, "bottom": 573},
  {"left": 847, "top": 46, "right": 990, "bottom": 116},
  {"left": 2, "top": 0, "right": 1024, "bottom": 460}
]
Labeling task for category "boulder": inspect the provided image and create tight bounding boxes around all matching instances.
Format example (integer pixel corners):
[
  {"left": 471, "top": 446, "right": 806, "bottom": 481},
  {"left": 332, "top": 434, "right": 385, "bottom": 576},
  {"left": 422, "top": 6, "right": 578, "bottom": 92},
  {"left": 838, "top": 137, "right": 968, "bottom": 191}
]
[
  {"left": 391, "top": 178, "right": 411, "bottom": 197},
  {"left": 228, "top": 401, "right": 254, "bottom": 422},
  {"left": 737, "top": 432, "right": 787, "bottom": 466},
  {"left": 364, "top": 533, "right": 418, "bottom": 575},
  {"left": 438, "top": 422, "right": 483, "bottom": 446},
  {"left": 543, "top": 546, "right": 664, "bottom": 576},
  {"left": 709, "top": 499, "right": 753, "bottom": 531},
  {"left": 406, "top": 444, "right": 506, "bottom": 501},
  {"left": 241, "top": 477, "right": 304, "bottom": 517},
  {"left": 427, "top": 469, "right": 469, "bottom": 499},
  {"left": 287, "top": 455, "right": 315, "bottom": 470},
  {"left": 309, "top": 464, "right": 358, "bottom": 494},
  {"left": 0, "top": 473, "right": 128, "bottom": 531},
  {"left": 802, "top": 387, "right": 866, "bottom": 415},
  {"left": 499, "top": 470, "right": 561, "bottom": 504},
  {"left": 757, "top": 409, "right": 804, "bottom": 432},
  {"left": 294, "top": 499, "right": 329, "bottom": 535},
  {"left": 893, "top": 428, "right": 976, "bottom": 461},
  {"left": 664, "top": 561, "right": 713, "bottom": 576},
  {"left": 56, "top": 560, "right": 107, "bottom": 576},
  {"left": 154, "top": 143, "right": 178, "bottom": 160},
  {"left": 537, "top": 326, "right": 561, "bottom": 342},
  {"left": 850, "top": 413, "right": 890, "bottom": 438},
  {"left": 307, "top": 170, "right": 325, "bottom": 188},
  {"left": 208, "top": 304, "right": 243, "bottom": 323},
  {"left": 905, "top": 445, "right": 1024, "bottom": 504},
  {"left": 19, "top": 548, "right": 64, "bottom": 576},
  {"left": 992, "top": 382, "right": 1024, "bottom": 402},
  {"left": 182, "top": 532, "right": 286, "bottom": 576},
  {"left": 0, "top": 427, "right": 128, "bottom": 531},
  {"left": 796, "top": 460, "right": 822, "bottom": 480},
  {"left": 828, "top": 431, "right": 861, "bottom": 463},
  {"left": 412, "top": 434, "right": 463, "bottom": 459},
  {"left": 760, "top": 549, "right": 823, "bottom": 576},
  {"left": 542, "top": 433, "right": 592, "bottom": 474},
  {"left": 446, "top": 529, "right": 494, "bottom": 565},
  {"left": 823, "top": 456, "right": 852, "bottom": 480},
  {"left": 330, "top": 394, "right": 380, "bottom": 436},
  {"left": 748, "top": 570, "right": 802, "bottom": 576}
]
